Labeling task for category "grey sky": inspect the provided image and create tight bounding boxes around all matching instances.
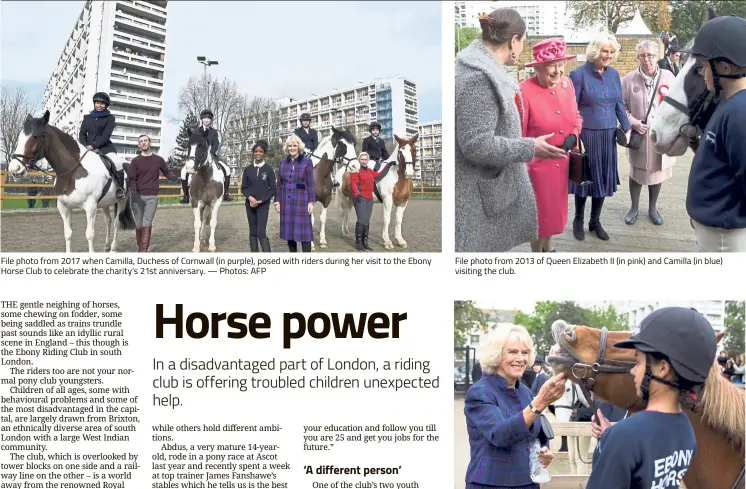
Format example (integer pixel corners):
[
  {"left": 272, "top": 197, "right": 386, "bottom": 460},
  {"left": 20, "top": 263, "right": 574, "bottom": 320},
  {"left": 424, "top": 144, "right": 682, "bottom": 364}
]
[{"left": 1, "top": 1, "right": 442, "bottom": 155}]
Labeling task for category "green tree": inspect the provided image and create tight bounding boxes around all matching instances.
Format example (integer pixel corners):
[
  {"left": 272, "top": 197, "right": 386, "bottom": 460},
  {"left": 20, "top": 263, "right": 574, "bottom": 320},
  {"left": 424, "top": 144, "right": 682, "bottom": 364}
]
[
  {"left": 723, "top": 301, "right": 745, "bottom": 355},
  {"left": 454, "top": 301, "right": 488, "bottom": 348},
  {"left": 566, "top": 0, "right": 642, "bottom": 34},
  {"left": 514, "top": 301, "right": 628, "bottom": 355},
  {"left": 455, "top": 26, "right": 481, "bottom": 55},
  {"left": 671, "top": 0, "right": 746, "bottom": 45},
  {"left": 167, "top": 112, "right": 198, "bottom": 173}
]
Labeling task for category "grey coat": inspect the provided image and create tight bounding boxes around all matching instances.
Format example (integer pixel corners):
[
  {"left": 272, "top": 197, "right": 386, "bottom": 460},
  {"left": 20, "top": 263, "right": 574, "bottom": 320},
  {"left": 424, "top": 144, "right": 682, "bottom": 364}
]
[{"left": 455, "top": 40, "right": 538, "bottom": 252}]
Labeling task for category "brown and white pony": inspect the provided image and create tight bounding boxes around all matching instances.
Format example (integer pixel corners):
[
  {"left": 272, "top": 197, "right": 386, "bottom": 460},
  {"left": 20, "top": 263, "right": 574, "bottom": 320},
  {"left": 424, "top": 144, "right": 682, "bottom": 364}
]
[
  {"left": 337, "top": 133, "right": 418, "bottom": 250},
  {"left": 548, "top": 321, "right": 745, "bottom": 489}
]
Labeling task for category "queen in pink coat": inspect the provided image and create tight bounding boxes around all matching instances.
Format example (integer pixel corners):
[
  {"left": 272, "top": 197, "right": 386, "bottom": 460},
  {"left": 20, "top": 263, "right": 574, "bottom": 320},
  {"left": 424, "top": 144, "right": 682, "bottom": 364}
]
[{"left": 519, "top": 38, "right": 583, "bottom": 252}]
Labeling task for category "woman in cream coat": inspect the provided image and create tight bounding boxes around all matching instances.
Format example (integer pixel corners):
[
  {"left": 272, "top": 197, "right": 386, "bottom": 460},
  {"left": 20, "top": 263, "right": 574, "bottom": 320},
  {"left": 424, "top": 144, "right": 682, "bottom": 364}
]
[{"left": 621, "top": 40, "right": 676, "bottom": 226}]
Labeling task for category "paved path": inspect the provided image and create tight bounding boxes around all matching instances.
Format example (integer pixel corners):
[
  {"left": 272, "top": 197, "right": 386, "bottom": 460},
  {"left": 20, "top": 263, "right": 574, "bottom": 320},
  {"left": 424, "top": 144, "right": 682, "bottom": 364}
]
[{"left": 510, "top": 149, "right": 698, "bottom": 252}]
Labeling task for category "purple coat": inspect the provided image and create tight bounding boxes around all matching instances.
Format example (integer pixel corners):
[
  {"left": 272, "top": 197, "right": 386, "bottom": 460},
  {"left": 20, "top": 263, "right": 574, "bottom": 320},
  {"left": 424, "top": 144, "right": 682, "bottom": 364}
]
[{"left": 276, "top": 154, "right": 315, "bottom": 242}]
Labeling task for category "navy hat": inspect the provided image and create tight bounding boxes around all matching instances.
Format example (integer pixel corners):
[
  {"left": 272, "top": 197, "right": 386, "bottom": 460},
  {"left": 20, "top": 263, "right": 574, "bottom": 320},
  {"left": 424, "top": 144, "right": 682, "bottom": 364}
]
[
  {"left": 679, "top": 16, "right": 746, "bottom": 67},
  {"left": 614, "top": 307, "right": 717, "bottom": 384}
]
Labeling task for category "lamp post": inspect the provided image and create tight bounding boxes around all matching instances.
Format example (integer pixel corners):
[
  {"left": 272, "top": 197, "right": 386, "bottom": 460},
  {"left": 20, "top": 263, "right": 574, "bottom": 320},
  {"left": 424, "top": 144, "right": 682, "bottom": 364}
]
[{"left": 197, "top": 56, "right": 219, "bottom": 110}]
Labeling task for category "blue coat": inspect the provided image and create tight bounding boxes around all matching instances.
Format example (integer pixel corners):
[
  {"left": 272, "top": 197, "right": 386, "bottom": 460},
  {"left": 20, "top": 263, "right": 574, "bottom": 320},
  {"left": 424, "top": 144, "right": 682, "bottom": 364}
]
[
  {"left": 569, "top": 61, "right": 631, "bottom": 131},
  {"left": 464, "top": 373, "right": 546, "bottom": 488}
]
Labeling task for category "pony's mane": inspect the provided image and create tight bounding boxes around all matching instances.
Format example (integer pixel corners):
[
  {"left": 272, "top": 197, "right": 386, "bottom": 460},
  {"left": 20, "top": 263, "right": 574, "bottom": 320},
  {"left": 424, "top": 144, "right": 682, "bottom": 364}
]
[
  {"left": 333, "top": 128, "right": 357, "bottom": 146},
  {"left": 317, "top": 135, "right": 332, "bottom": 148},
  {"left": 698, "top": 359, "right": 745, "bottom": 451},
  {"left": 48, "top": 124, "right": 81, "bottom": 158}
]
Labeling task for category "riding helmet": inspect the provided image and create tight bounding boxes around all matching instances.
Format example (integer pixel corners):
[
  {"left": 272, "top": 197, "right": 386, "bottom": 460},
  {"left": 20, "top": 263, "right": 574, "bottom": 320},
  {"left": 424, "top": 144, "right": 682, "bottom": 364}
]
[
  {"left": 93, "top": 92, "right": 110, "bottom": 106},
  {"left": 300, "top": 113, "right": 311, "bottom": 121},
  {"left": 613, "top": 307, "right": 717, "bottom": 384},
  {"left": 369, "top": 121, "right": 381, "bottom": 131},
  {"left": 200, "top": 109, "right": 214, "bottom": 119},
  {"left": 679, "top": 16, "right": 746, "bottom": 68}
]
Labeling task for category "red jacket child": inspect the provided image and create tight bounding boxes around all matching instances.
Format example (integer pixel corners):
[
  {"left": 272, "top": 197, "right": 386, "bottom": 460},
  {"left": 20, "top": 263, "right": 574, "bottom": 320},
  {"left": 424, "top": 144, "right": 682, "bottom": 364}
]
[{"left": 350, "top": 166, "right": 386, "bottom": 200}]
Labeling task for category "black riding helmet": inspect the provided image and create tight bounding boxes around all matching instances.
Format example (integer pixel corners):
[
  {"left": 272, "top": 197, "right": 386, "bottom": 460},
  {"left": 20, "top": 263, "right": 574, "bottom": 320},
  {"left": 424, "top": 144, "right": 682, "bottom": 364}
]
[
  {"left": 679, "top": 16, "right": 746, "bottom": 97},
  {"left": 614, "top": 307, "right": 717, "bottom": 400},
  {"left": 93, "top": 92, "right": 110, "bottom": 107},
  {"left": 300, "top": 113, "right": 311, "bottom": 122},
  {"left": 200, "top": 109, "right": 214, "bottom": 119},
  {"left": 369, "top": 121, "right": 381, "bottom": 132}
]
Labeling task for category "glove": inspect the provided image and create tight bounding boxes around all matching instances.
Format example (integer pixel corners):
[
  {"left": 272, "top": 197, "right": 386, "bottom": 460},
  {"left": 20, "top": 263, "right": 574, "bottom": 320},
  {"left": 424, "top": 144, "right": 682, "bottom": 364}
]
[
  {"left": 355, "top": 195, "right": 363, "bottom": 203},
  {"left": 560, "top": 135, "right": 577, "bottom": 152}
]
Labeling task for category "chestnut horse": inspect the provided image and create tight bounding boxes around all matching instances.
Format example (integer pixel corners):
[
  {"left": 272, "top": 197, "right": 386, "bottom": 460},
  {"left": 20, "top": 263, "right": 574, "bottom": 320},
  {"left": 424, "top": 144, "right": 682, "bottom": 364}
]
[{"left": 548, "top": 320, "right": 745, "bottom": 489}]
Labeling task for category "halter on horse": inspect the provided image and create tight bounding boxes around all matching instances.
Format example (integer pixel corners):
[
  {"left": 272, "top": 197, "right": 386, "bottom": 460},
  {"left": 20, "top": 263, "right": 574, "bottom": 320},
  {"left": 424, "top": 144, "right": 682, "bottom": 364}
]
[{"left": 7, "top": 111, "right": 134, "bottom": 252}]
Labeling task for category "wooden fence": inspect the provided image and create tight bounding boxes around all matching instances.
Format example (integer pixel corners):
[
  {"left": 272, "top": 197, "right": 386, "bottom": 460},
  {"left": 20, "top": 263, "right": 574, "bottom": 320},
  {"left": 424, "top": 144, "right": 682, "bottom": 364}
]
[{"left": 0, "top": 171, "right": 441, "bottom": 209}]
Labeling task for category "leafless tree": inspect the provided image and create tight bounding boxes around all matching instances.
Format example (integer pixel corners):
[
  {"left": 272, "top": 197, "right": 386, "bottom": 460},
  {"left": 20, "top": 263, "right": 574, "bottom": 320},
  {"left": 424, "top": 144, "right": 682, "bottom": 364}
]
[
  {"left": 1, "top": 85, "right": 37, "bottom": 164},
  {"left": 177, "top": 74, "right": 242, "bottom": 137},
  {"left": 224, "top": 95, "right": 283, "bottom": 172}
]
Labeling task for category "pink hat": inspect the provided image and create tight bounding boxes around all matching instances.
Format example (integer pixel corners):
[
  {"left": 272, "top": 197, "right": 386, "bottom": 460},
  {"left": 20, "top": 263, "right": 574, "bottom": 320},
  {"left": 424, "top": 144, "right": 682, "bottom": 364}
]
[{"left": 524, "top": 38, "right": 576, "bottom": 67}]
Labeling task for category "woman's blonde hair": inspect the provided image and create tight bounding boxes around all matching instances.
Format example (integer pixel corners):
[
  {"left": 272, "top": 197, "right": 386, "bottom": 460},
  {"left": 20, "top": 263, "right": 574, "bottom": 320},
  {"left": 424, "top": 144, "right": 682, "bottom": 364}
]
[
  {"left": 480, "top": 324, "right": 535, "bottom": 375},
  {"left": 359, "top": 152, "right": 370, "bottom": 160},
  {"left": 283, "top": 134, "right": 305, "bottom": 155},
  {"left": 587, "top": 31, "right": 620, "bottom": 63}
]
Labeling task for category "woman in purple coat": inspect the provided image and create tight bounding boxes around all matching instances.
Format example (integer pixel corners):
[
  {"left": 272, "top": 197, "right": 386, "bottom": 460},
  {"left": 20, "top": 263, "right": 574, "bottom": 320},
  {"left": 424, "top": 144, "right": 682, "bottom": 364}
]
[{"left": 275, "top": 134, "right": 315, "bottom": 252}]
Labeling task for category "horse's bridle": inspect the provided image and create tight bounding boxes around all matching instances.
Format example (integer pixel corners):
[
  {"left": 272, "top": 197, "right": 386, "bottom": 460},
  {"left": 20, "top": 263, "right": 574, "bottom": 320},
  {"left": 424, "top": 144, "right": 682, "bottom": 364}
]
[
  {"left": 548, "top": 327, "right": 637, "bottom": 414},
  {"left": 11, "top": 129, "right": 84, "bottom": 178}
]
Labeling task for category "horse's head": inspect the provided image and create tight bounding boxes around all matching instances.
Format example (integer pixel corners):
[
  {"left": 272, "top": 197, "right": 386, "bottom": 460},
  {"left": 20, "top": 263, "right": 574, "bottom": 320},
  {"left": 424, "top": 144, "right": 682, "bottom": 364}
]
[
  {"left": 394, "top": 133, "right": 419, "bottom": 178},
  {"left": 330, "top": 126, "right": 359, "bottom": 171},
  {"left": 8, "top": 111, "right": 52, "bottom": 178},
  {"left": 185, "top": 128, "right": 212, "bottom": 173},
  {"left": 649, "top": 7, "right": 720, "bottom": 156},
  {"left": 547, "top": 320, "right": 643, "bottom": 410}
]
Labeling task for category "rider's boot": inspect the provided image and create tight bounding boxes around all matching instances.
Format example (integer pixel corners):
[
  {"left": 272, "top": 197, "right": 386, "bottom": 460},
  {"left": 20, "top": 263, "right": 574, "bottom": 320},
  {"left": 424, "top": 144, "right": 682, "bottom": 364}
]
[
  {"left": 115, "top": 170, "right": 126, "bottom": 199},
  {"left": 362, "top": 225, "right": 373, "bottom": 251},
  {"left": 223, "top": 174, "right": 233, "bottom": 201}
]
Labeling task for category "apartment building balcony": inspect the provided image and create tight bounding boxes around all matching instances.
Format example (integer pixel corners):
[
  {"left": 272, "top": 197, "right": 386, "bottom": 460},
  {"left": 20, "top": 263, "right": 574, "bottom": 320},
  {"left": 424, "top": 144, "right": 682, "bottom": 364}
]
[
  {"left": 116, "top": 0, "right": 167, "bottom": 25},
  {"left": 110, "top": 110, "right": 162, "bottom": 129},
  {"left": 112, "top": 49, "right": 165, "bottom": 74},
  {"left": 109, "top": 92, "right": 163, "bottom": 110},
  {"left": 110, "top": 69, "right": 164, "bottom": 90},
  {"left": 113, "top": 31, "right": 165, "bottom": 56},
  {"left": 114, "top": 11, "right": 167, "bottom": 39}
]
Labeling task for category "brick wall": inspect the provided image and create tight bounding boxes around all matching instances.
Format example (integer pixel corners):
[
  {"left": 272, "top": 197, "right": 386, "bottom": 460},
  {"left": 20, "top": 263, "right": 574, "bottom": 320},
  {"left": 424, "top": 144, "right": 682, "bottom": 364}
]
[{"left": 515, "top": 35, "right": 665, "bottom": 81}]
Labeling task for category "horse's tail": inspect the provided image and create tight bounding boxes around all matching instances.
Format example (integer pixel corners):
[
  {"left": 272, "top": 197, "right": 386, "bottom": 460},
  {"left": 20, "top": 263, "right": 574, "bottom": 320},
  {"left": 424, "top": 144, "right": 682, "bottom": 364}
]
[{"left": 118, "top": 196, "right": 136, "bottom": 230}]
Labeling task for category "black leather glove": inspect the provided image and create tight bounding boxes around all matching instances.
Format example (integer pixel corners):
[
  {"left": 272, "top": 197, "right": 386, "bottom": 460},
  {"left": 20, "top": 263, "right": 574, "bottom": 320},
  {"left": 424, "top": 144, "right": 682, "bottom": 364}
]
[
  {"left": 355, "top": 195, "right": 363, "bottom": 203},
  {"left": 560, "top": 134, "right": 577, "bottom": 151}
]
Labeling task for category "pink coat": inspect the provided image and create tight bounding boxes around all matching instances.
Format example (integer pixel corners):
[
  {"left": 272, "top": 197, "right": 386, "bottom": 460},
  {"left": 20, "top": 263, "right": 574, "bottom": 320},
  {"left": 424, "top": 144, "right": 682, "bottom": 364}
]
[
  {"left": 519, "top": 75, "right": 583, "bottom": 238},
  {"left": 621, "top": 69, "right": 676, "bottom": 175}
]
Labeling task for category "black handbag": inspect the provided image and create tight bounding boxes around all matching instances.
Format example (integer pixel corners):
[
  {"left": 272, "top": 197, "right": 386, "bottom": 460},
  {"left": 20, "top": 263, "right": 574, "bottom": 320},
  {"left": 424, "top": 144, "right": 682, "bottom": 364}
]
[
  {"left": 626, "top": 70, "right": 661, "bottom": 150},
  {"left": 568, "top": 138, "right": 593, "bottom": 186},
  {"left": 537, "top": 414, "right": 555, "bottom": 445}
]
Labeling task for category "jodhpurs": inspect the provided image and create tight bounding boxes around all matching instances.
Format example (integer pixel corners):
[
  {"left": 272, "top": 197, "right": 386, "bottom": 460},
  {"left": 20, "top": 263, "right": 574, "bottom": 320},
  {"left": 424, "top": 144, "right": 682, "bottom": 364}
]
[
  {"left": 353, "top": 196, "right": 374, "bottom": 226},
  {"left": 131, "top": 193, "right": 159, "bottom": 228},
  {"left": 246, "top": 201, "right": 270, "bottom": 239},
  {"left": 691, "top": 220, "right": 746, "bottom": 252}
]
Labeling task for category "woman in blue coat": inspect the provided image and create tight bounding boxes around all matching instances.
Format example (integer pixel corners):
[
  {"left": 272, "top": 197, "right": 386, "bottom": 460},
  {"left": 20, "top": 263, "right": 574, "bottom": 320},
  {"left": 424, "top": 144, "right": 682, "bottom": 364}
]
[
  {"left": 275, "top": 135, "right": 315, "bottom": 252},
  {"left": 568, "top": 32, "right": 631, "bottom": 242}
]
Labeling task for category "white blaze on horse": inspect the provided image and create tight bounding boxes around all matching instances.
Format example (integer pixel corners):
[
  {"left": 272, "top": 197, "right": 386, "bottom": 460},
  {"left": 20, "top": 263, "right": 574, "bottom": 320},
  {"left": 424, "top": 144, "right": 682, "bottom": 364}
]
[
  {"left": 337, "top": 133, "right": 418, "bottom": 250},
  {"left": 184, "top": 128, "right": 224, "bottom": 252},
  {"left": 307, "top": 128, "right": 358, "bottom": 249},
  {"left": 7, "top": 111, "right": 134, "bottom": 252},
  {"left": 649, "top": 8, "right": 720, "bottom": 157}
]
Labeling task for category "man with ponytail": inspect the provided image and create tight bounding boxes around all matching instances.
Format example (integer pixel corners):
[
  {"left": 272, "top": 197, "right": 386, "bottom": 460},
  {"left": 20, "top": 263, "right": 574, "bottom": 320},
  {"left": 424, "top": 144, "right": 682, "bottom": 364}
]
[{"left": 586, "top": 307, "right": 717, "bottom": 489}]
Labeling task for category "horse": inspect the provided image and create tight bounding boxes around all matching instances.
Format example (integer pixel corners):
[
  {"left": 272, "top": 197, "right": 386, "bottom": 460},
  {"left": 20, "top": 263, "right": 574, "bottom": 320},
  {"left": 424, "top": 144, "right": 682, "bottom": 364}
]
[
  {"left": 184, "top": 128, "right": 224, "bottom": 252},
  {"left": 649, "top": 7, "right": 720, "bottom": 156},
  {"left": 307, "top": 129, "right": 358, "bottom": 250},
  {"left": 551, "top": 378, "right": 593, "bottom": 475},
  {"left": 7, "top": 111, "right": 134, "bottom": 252},
  {"left": 337, "top": 133, "right": 418, "bottom": 250},
  {"left": 547, "top": 320, "right": 745, "bottom": 489}
]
